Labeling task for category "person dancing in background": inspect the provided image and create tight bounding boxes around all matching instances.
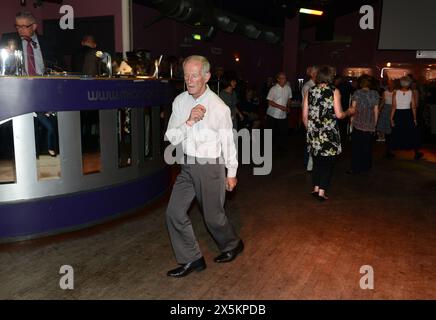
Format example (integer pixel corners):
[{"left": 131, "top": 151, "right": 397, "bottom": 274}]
[
  {"left": 303, "top": 65, "right": 355, "bottom": 201},
  {"left": 389, "top": 76, "right": 424, "bottom": 160}
]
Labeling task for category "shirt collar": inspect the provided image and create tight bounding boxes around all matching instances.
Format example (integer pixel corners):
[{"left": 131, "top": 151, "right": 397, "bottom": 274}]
[
  {"left": 192, "top": 84, "right": 210, "bottom": 102},
  {"left": 21, "top": 34, "right": 38, "bottom": 43}
]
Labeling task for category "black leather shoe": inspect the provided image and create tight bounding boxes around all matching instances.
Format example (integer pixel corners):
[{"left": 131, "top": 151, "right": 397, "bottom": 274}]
[
  {"left": 214, "top": 240, "right": 244, "bottom": 263},
  {"left": 167, "top": 257, "right": 206, "bottom": 278},
  {"left": 317, "top": 195, "right": 328, "bottom": 202},
  {"left": 384, "top": 152, "right": 395, "bottom": 159}
]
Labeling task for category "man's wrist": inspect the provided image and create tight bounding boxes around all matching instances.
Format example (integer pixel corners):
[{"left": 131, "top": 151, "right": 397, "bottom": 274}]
[
  {"left": 186, "top": 119, "right": 195, "bottom": 127},
  {"left": 227, "top": 169, "right": 237, "bottom": 178}
]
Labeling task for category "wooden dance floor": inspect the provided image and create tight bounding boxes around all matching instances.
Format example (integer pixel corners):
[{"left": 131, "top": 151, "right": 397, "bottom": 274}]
[{"left": 0, "top": 135, "right": 435, "bottom": 299}]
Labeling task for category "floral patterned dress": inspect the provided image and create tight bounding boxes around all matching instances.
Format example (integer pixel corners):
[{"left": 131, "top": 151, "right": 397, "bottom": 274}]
[{"left": 307, "top": 85, "right": 342, "bottom": 156}]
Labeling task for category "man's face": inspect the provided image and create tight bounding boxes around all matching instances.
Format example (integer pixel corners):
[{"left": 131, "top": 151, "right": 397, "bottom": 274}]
[
  {"left": 387, "top": 80, "right": 395, "bottom": 90},
  {"left": 230, "top": 79, "right": 237, "bottom": 89},
  {"left": 15, "top": 17, "right": 37, "bottom": 39},
  {"left": 183, "top": 60, "right": 210, "bottom": 99},
  {"left": 277, "top": 74, "right": 287, "bottom": 87}
]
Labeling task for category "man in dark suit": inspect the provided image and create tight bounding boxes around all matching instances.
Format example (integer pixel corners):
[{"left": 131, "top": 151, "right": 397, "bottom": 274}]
[
  {"left": 0, "top": 11, "right": 59, "bottom": 156},
  {"left": 0, "top": 11, "right": 60, "bottom": 74}
]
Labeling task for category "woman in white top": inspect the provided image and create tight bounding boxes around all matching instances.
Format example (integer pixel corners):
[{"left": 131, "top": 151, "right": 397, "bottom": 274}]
[{"left": 389, "top": 76, "right": 423, "bottom": 160}]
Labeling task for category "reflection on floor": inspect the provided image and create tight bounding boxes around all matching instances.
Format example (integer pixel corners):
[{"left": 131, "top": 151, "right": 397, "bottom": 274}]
[
  {"left": 0, "top": 153, "right": 104, "bottom": 183},
  {"left": 394, "top": 147, "right": 436, "bottom": 163},
  {"left": 0, "top": 135, "right": 435, "bottom": 299},
  {"left": 0, "top": 160, "right": 15, "bottom": 184},
  {"left": 37, "top": 155, "right": 61, "bottom": 180},
  {"left": 82, "top": 152, "right": 101, "bottom": 175}
]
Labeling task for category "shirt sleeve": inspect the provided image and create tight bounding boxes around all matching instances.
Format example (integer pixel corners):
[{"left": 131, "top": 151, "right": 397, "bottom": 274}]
[
  {"left": 165, "top": 99, "right": 190, "bottom": 146},
  {"left": 266, "top": 86, "right": 275, "bottom": 101},
  {"left": 219, "top": 107, "right": 238, "bottom": 177}
]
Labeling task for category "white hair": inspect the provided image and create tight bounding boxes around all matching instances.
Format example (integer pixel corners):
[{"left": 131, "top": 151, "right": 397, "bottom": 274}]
[
  {"left": 400, "top": 76, "right": 412, "bottom": 88},
  {"left": 183, "top": 55, "right": 211, "bottom": 76},
  {"left": 16, "top": 11, "right": 37, "bottom": 24}
]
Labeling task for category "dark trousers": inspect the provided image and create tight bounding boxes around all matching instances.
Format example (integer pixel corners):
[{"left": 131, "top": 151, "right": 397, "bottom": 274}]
[
  {"left": 265, "top": 115, "right": 288, "bottom": 151},
  {"left": 351, "top": 127, "right": 373, "bottom": 173},
  {"left": 385, "top": 133, "right": 392, "bottom": 154},
  {"left": 35, "top": 113, "right": 56, "bottom": 151},
  {"left": 338, "top": 118, "right": 349, "bottom": 145},
  {"left": 312, "top": 155, "right": 336, "bottom": 191},
  {"left": 303, "top": 143, "right": 309, "bottom": 168}
]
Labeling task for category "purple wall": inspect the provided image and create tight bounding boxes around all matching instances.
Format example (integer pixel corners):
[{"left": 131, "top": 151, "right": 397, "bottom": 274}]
[
  {"left": 132, "top": 4, "right": 283, "bottom": 89},
  {"left": 298, "top": 9, "right": 378, "bottom": 79},
  {"left": 0, "top": 0, "right": 122, "bottom": 52},
  {"left": 0, "top": 1, "right": 282, "bottom": 89},
  {"left": 3, "top": 1, "right": 430, "bottom": 86}
]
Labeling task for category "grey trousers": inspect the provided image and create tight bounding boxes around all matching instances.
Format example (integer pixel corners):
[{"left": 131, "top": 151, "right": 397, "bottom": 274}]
[{"left": 166, "top": 159, "right": 240, "bottom": 264}]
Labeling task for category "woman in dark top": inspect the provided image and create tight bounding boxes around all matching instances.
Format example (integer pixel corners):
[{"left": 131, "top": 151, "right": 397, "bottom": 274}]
[
  {"left": 219, "top": 75, "right": 244, "bottom": 129},
  {"left": 348, "top": 76, "right": 379, "bottom": 174},
  {"left": 239, "top": 88, "right": 261, "bottom": 129},
  {"left": 303, "top": 65, "right": 355, "bottom": 201}
]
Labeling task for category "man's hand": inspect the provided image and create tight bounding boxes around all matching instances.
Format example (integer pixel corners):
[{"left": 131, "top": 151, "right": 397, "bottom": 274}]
[
  {"left": 226, "top": 177, "right": 237, "bottom": 192},
  {"left": 187, "top": 104, "right": 206, "bottom": 125}
]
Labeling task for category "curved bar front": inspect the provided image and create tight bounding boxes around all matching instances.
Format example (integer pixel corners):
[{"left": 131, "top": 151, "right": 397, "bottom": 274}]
[{"left": 0, "top": 76, "right": 172, "bottom": 243}]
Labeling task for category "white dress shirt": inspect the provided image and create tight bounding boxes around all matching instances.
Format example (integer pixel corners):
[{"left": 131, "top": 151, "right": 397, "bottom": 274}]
[
  {"left": 266, "top": 83, "right": 293, "bottom": 119},
  {"left": 165, "top": 86, "right": 238, "bottom": 177},
  {"left": 21, "top": 34, "right": 45, "bottom": 75}
]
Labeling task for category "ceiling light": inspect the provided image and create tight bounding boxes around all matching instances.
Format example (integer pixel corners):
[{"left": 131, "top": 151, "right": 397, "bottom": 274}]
[{"left": 299, "top": 8, "right": 323, "bottom": 16}]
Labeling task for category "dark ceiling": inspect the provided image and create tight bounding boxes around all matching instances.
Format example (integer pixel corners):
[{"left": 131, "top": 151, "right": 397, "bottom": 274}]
[
  {"left": 134, "top": 0, "right": 380, "bottom": 44},
  {"left": 136, "top": 0, "right": 380, "bottom": 29},
  {"left": 212, "top": 0, "right": 380, "bottom": 28}
]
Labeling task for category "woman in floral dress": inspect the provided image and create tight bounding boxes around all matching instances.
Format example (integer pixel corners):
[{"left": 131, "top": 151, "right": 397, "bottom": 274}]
[{"left": 303, "top": 65, "right": 355, "bottom": 201}]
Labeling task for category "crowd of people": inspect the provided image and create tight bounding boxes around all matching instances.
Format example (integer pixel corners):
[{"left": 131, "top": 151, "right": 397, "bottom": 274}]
[
  {"left": 1, "top": 10, "right": 433, "bottom": 278},
  {"left": 167, "top": 61, "right": 429, "bottom": 203}
]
